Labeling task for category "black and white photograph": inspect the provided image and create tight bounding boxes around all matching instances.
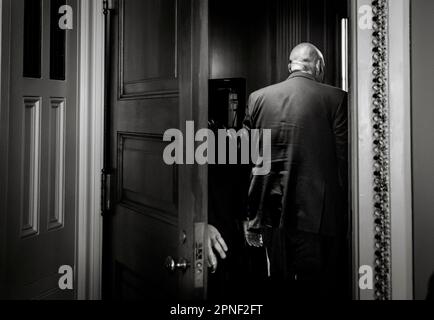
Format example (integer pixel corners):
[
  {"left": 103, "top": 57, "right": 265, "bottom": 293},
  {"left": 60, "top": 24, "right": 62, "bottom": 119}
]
[{"left": 0, "top": 0, "right": 433, "bottom": 311}]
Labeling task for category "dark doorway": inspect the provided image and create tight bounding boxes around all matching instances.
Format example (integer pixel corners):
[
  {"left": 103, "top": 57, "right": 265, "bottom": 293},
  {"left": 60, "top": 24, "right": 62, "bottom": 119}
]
[{"left": 207, "top": 0, "right": 352, "bottom": 300}]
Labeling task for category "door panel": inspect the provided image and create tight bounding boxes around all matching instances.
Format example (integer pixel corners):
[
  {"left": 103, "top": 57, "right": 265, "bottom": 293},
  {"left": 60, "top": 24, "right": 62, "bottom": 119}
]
[
  {"left": 4, "top": 0, "right": 78, "bottom": 300},
  {"left": 117, "top": 133, "right": 178, "bottom": 223},
  {"left": 122, "top": 0, "right": 177, "bottom": 88},
  {"left": 104, "top": 0, "right": 207, "bottom": 300}
]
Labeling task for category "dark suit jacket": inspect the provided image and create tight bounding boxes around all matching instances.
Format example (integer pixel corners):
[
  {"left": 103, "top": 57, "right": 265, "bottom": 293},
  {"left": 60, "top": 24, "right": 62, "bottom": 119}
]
[{"left": 244, "top": 72, "right": 348, "bottom": 236}]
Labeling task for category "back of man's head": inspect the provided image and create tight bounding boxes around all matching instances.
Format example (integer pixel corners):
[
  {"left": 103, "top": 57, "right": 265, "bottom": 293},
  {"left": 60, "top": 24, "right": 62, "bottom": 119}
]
[{"left": 289, "top": 43, "right": 325, "bottom": 82}]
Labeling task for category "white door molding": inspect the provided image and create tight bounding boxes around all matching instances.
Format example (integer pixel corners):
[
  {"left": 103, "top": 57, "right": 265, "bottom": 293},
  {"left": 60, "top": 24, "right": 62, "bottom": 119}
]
[
  {"left": 352, "top": 0, "right": 376, "bottom": 300},
  {"left": 352, "top": 0, "right": 413, "bottom": 300},
  {"left": 76, "top": 0, "right": 105, "bottom": 300}
]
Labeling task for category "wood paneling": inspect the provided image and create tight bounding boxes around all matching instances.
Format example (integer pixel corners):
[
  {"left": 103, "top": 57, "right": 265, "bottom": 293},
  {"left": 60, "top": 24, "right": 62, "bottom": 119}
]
[
  {"left": 47, "top": 98, "right": 66, "bottom": 231},
  {"left": 119, "top": 0, "right": 179, "bottom": 98},
  {"left": 21, "top": 97, "right": 41, "bottom": 239},
  {"left": 117, "top": 133, "right": 178, "bottom": 226},
  {"left": 114, "top": 262, "right": 147, "bottom": 300}
]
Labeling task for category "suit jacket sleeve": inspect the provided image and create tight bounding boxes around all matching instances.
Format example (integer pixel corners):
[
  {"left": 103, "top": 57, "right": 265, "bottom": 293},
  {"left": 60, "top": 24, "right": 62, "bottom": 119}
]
[{"left": 244, "top": 91, "right": 264, "bottom": 130}]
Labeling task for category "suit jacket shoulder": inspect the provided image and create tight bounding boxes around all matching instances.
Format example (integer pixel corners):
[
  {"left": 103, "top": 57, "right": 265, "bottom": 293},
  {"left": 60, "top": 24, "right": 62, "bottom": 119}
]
[
  {"left": 316, "top": 82, "right": 347, "bottom": 106},
  {"left": 247, "top": 76, "right": 347, "bottom": 129},
  {"left": 247, "top": 81, "right": 292, "bottom": 127}
]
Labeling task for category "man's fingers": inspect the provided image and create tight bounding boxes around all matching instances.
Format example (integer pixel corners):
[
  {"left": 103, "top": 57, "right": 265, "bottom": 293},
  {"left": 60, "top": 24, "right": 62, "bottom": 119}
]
[
  {"left": 245, "top": 233, "right": 264, "bottom": 248},
  {"left": 216, "top": 235, "right": 228, "bottom": 252},
  {"left": 207, "top": 239, "right": 218, "bottom": 273},
  {"left": 206, "top": 225, "right": 229, "bottom": 273},
  {"left": 208, "top": 252, "right": 218, "bottom": 273},
  {"left": 212, "top": 238, "right": 227, "bottom": 260}
]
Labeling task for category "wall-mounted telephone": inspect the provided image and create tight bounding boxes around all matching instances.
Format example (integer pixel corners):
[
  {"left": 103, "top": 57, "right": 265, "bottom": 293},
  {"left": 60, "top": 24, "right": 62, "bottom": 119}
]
[{"left": 209, "top": 78, "right": 246, "bottom": 130}]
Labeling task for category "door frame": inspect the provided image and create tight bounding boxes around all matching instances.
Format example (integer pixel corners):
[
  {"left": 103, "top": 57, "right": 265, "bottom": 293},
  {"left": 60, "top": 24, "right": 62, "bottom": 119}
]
[
  {"left": 351, "top": 0, "right": 413, "bottom": 300},
  {"left": 77, "top": 0, "right": 415, "bottom": 301},
  {"left": 75, "top": 0, "right": 105, "bottom": 300}
]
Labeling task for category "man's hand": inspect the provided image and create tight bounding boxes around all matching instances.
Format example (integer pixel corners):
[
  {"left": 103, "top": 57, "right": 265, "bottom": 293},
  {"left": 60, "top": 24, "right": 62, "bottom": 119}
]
[
  {"left": 243, "top": 221, "right": 264, "bottom": 248},
  {"left": 207, "top": 224, "right": 228, "bottom": 274}
]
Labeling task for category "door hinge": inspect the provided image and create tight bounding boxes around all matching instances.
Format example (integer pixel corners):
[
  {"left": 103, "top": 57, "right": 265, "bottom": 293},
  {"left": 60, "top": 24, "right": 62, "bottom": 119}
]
[{"left": 101, "top": 170, "right": 113, "bottom": 216}]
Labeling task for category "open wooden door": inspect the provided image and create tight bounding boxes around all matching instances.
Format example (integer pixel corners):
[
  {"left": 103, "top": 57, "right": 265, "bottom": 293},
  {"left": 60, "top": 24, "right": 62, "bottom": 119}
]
[
  {"left": 103, "top": 0, "right": 208, "bottom": 300},
  {"left": 2, "top": 0, "right": 78, "bottom": 300}
]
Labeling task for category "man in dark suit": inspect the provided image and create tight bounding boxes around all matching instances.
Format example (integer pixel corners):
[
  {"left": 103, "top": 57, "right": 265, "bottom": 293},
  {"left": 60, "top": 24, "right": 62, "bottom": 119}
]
[{"left": 244, "top": 43, "right": 349, "bottom": 299}]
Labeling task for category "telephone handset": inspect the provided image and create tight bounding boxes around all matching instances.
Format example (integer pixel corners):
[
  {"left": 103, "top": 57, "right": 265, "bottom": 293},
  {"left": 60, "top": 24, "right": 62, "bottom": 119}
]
[{"left": 228, "top": 89, "right": 239, "bottom": 128}]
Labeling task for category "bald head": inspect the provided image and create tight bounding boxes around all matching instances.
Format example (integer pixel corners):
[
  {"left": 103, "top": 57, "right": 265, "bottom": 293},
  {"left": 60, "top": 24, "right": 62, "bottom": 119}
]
[{"left": 289, "top": 43, "right": 325, "bottom": 82}]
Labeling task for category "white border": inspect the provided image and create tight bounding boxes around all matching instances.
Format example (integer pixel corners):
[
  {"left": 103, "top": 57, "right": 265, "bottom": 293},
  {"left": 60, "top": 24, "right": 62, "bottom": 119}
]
[{"left": 76, "top": 0, "right": 105, "bottom": 300}]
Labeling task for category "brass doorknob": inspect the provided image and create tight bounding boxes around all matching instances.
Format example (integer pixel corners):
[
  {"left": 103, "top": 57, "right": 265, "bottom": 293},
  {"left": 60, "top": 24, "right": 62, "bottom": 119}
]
[{"left": 165, "top": 256, "right": 190, "bottom": 273}]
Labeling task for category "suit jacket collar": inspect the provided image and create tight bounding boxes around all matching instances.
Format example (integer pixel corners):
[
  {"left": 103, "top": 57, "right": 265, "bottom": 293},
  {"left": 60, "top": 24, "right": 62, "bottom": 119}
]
[{"left": 288, "top": 71, "right": 316, "bottom": 82}]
